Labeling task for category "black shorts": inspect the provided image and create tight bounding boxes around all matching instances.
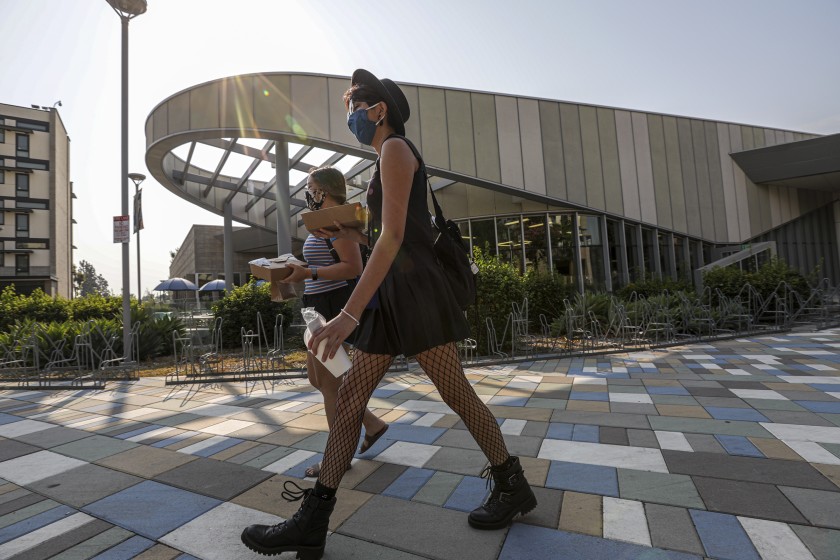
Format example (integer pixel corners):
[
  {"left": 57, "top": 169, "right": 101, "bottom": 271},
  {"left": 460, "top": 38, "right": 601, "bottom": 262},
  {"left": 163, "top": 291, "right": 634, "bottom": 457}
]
[{"left": 302, "top": 283, "right": 357, "bottom": 345}]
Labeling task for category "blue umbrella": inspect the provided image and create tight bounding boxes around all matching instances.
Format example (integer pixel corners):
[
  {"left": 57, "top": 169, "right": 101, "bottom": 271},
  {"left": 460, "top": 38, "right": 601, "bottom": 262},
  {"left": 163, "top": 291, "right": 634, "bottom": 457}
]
[
  {"left": 153, "top": 277, "right": 198, "bottom": 291},
  {"left": 199, "top": 279, "right": 227, "bottom": 292}
]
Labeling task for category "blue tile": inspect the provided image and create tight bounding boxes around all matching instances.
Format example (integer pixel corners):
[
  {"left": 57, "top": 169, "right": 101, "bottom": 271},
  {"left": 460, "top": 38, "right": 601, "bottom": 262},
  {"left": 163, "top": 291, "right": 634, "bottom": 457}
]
[
  {"left": 443, "top": 476, "right": 487, "bottom": 512},
  {"left": 546, "top": 422, "right": 574, "bottom": 440},
  {"left": 647, "top": 386, "right": 690, "bottom": 396},
  {"left": 392, "top": 411, "right": 424, "bottom": 424},
  {"left": 487, "top": 396, "right": 529, "bottom": 406},
  {"left": 371, "top": 388, "right": 403, "bottom": 398},
  {"left": 715, "top": 435, "right": 764, "bottom": 457},
  {"left": 175, "top": 555, "right": 202, "bottom": 560},
  {"left": 383, "top": 467, "right": 435, "bottom": 500},
  {"left": 569, "top": 391, "right": 609, "bottom": 402},
  {"left": 809, "top": 384, "right": 840, "bottom": 392},
  {"left": 705, "top": 407, "right": 769, "bottom": 422},
  {"left": 0, "top": 413, "right": 22, "bottom": 425},
  {"left": 500, "top": 523, "right": 700, "bottom": 559},
  {"left": 83, "top": 480, "right": 221, "bottom": 539},
  {"left": 152, "top": 431, "right": 199, "bottom": 448},
  {"left": 545, "top": 461, "right": 619, "bottom": 497},
  {"left": 284, "top": 453, "right": 323, "bottom": 478},
  {"left": 369, "top": 424, "right": 445, "bottom": 445},
  {"left": 114, "top": 424, "right": 163, "bottom": 440},
  {"left": 572, "top": 424, "right": 599, "bottom": 443},
  {"left": 194, "top": 437, "right": 245, "bottom": 458},
  {"left": 90, "top": 535, "right": 155, "bottom": 560},
  {"left": 795, "top": 401, "right": 840, "bottom": 414},
  {"left": 690, "top": 509, "right": 759, "bottom": 560},
  {"left": 0, "top": 505, "right": 76, "bottom": 544}
]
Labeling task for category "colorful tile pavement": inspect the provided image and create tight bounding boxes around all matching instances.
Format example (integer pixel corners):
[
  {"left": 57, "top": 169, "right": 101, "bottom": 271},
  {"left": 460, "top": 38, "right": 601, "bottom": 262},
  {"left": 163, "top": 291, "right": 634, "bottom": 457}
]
[{"left": 1, "top": 330, "right": 840, "bottom": 558}]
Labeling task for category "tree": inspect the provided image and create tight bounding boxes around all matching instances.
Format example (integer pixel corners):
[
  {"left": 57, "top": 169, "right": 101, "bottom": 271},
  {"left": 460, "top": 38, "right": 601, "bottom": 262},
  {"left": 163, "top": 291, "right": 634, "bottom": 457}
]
[
  {"left": 73, "top": 260, "right": 111, "bottom": 297},
  {"left": 169, "top": 246, "right": 180, "bottom": 265}
]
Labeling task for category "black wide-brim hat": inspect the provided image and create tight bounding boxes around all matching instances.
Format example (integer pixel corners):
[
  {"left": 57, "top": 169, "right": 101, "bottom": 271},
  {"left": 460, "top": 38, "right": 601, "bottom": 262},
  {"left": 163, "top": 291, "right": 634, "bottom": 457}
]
[{"left": 351, "top": 68, "right": 410, "bottom": 136}]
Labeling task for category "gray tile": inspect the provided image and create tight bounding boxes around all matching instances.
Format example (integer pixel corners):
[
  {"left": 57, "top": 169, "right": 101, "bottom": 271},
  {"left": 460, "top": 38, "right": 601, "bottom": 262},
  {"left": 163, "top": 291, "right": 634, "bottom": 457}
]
[
  {"left": 761, "top": 410, "right": 836, "bottom": 426},
  {"left": 747, "top": 399, "right": 807, "bottom": 411},
  {"left": 684, "top": 434, "right": 726, "bottom": 454},
  {"left": 153, "top": 457, "right": 273, "bottom": 501},
  {"left": 323, "top": 533, "right": 430, "bottom": 560},
  {"left": 651, "top": 395, "right": 700, "bottom": 405},
  {"left": 411, "top": 471, "right": 461, "bottom": 506},
  {"left": 780, "top": 486, "right": 840, "bottom": 529},
  {"left": 0, "top": 439, "right": 41, "bottom": 462},
  {"left": 599, "top": 427, "right": 628, "bottom": 446},
  {"left": 12, "top": 426, "right": 92, "bottom": 449},
  {"left": 663, "top": 450, "right": 838, "bottom": 490},
  {"left": 549, "top": 411, "right": 650, "bottom": 429},
  {"left": 29, "top": 463, "right": 143, "bottom": 507},
  {"left": 518, "top": 486, "right": 563, "bottom": 529},
  {"left": 433, "top": 430, "right": 480, "bottom": 451},
  {"left": 521, "top": 421, "right": 548, "bottom": 438},
  {"left": 779, "top": 391, "right": 840, "bottom": 402},
  {"left": 649, "top": 416, "right": 771, "bottom": 437},
  {"left": 226, "top": 443, "right": 278, "bottom": 465},
  {"left": 338, "top": 495, "right": 506, "bottom": 560},
  {"left": 424, "top": 447, "right": 490, "bottom": 476},
  {"left": 293, "top": 431, "right": 329, "bottom": 453},
  {"left": 686, "top": 387, "right": 733, "bottom": 397},
  {"left": 694, "top": 397, "right": 752, "bottom": 408},
  {"left": 626, "top": 429, "right": 659, "bottom": 448},
  {"left": 0, "top": 492, "right": 46, "bottom": 517},
  {"left": 502, "top": 435, "right": 543, "bottom": 458},
  {"left": 354, "top": 463, "right": 407, "bottom": 494},
  {"left": 610, "top": 403, "right": 660, "bottom": 415},
  {"left": 153, "top": 413, "right": 205, "bottom": 427},
  {"left": 645, "top": 503, "right": 705, "bottom": 555},
  {"left": 618, "top": 469, "right": 704, "bottom": 509},
  {"left": 7, "top": 518, "right": 112, "bottom": 560},
  {"left": 693, "top": 476, "right": 808, "bottom": 523},
  {"left": 51, "top": 435, "right": 139, "bottom": 462},
  {"left": 791, "top": 525, "right": 840, "bottom": 560}
]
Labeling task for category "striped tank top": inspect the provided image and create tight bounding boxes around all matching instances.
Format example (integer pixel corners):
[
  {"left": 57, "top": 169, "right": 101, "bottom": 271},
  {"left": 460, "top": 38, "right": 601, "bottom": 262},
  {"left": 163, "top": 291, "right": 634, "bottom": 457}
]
[{"left": 302, "top": 234, "right": 349, "bottom": 295}]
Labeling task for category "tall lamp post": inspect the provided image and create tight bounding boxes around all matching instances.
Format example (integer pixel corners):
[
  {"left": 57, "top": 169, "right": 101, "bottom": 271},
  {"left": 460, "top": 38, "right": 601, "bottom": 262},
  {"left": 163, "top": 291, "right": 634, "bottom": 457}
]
[
  {"left": 129, "top": 172, "right": 146, "bottom": 300},
  {"left": 106, "top": 0, "right": 146, "bottom": 360}
]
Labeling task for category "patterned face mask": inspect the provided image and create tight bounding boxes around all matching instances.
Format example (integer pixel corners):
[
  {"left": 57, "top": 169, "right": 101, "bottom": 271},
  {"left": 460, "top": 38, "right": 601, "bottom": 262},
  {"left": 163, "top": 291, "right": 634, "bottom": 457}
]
[{"left": 305, "top": 189, "right": 326, "bottom": 211}]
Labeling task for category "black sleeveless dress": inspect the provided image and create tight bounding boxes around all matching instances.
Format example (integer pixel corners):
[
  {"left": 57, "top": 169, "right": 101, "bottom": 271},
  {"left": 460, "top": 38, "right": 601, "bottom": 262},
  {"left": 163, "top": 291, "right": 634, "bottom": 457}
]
[{"left": 354, "top": 135, "right": 470, "bottom": 357}]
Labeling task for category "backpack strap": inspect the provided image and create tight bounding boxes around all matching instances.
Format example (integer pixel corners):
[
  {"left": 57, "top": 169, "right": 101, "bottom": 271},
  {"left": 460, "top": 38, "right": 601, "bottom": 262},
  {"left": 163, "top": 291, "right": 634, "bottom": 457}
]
[{"left": 323, "top": 238, "right": 341, "bottom": 264}]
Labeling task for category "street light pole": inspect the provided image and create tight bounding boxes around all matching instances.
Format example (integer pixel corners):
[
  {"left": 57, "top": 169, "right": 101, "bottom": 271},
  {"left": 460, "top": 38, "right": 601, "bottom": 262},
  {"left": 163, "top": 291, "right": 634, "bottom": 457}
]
[
  {"left": 129, "top": 172, "right": 146, "bottom": 300},
  {"left": 106, "top": 0, "right": 147, "bottom": 361}
]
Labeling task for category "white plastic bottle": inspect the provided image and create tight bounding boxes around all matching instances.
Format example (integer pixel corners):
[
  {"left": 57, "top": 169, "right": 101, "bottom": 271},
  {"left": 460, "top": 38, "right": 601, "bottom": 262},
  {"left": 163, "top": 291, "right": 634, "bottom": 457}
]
[{"left": 302, "top": 308, "right": 352, "bottom": 377}]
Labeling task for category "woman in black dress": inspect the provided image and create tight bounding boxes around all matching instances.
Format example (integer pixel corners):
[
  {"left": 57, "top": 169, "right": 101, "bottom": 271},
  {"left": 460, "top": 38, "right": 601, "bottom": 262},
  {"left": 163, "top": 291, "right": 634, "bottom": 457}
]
[{"left": 241, "top": 69, "right": 536, "bottom": 559}]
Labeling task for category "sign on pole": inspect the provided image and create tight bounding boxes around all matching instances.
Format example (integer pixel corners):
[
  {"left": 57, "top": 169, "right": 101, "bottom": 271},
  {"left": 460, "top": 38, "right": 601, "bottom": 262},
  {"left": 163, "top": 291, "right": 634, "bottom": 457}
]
[
  {"left": 133, "top": 189, "right": 144, "bottom": 233},
  {"left": 113, "top": 215, "right": 130, "bottom": 243}
]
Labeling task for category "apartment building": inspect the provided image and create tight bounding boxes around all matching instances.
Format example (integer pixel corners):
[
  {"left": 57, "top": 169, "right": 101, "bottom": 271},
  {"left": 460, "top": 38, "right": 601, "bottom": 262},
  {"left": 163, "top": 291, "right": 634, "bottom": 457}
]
[{"left": 0, "top": 103, "right": 74, "bottom": 298}]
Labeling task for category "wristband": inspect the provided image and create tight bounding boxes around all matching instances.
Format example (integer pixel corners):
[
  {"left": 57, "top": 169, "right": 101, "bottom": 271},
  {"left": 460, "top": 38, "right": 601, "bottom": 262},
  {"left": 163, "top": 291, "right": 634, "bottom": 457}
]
[
  {"left": 340, "top": 308, "right": 360, "bottom": 326},
  {"left": 311, "top": 267, "right": 318, "bottom": 281}
]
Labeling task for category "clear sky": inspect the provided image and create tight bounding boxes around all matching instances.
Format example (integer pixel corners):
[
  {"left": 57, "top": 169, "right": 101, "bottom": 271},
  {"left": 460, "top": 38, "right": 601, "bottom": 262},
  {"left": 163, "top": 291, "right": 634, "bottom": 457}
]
[{"left": 2, "top": 0, "right": 838, "bottom": 295}]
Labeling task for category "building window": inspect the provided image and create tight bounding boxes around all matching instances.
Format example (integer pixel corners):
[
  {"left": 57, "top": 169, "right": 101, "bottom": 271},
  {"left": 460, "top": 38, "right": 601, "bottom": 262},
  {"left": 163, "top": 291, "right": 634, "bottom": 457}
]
[
  {"left": 496, "top": 216, "right": 524, "bottom": 273},
  {"left": 15, "top": 174, "right": 29, "bottom": 197},
  {"left": 15, "top": 119, "right": 49, "bottom": 132},
  {"left": 625, "top": 224, "right": 640, "bottom": 282},
  {"left": 0, "top": 158, "right": 4, "bottom": 184},
  {"left": 15, "top": 254, "right": 30, "bottom": 275},
  {"left": 524, "top": 215, "right": 549, "bottom": 273},
  {"left": 15, "top": 213, "right": 29, "bottom": 237},
  {"left": 674, "top": 236, "right": 687, "bottom": 282},
  {"left": 641, "top": 227, "right": 657, "bottom": 279},
  {"left": 658, "top": 231, "right": 673, "bottom": 280},
  {"left": 578, "top": 214, "right": 605, "bottom": 290},
  {"left": 606, "top": 219, "right": 624, "bottom": 289},
  {"left": 470, "top": 219, "right": 497, "bottom": 257},
  {"left": 16, "top": 134, "right": 29, "bottom": 158},
  {"left": 15, "top": 200, "right": 48, "bottom": 210},
  {"left": 0, "top": 127, "right": 5, "bottom": 143},
  {"left": 0, "top": 199, "right": 4, "bottom": 225},
  {"left": 15, "top": 159, "right": 48, "bottom": 171},
  {"left": 549, "top": 213, "right": 577, "bottom": 288},
  {"left": 16, "top": 240, "right": 48, "bottom": 249}
]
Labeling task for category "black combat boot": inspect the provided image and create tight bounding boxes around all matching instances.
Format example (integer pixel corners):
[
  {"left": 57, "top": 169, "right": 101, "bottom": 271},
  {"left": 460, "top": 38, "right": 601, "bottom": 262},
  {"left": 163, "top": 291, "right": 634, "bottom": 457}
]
[
  {"left": 241, "top": 481, "right": 335, "bottom": 559},
  {"left": 468, "top": 456, "right": 537, "bottom": 530}
]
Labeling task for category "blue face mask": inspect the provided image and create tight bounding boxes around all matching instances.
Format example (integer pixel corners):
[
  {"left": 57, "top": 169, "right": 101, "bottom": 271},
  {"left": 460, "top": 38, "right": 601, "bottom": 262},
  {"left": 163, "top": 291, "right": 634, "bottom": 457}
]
[{"left": 347, "top": 102, "right": 382, "bottom": 145}]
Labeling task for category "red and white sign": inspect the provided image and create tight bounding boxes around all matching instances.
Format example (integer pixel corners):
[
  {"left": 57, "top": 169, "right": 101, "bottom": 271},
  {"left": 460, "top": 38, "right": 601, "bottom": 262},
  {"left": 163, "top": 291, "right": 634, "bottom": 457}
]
[{"left": 113, "top": 215, "right": 130, "bottom": 243}]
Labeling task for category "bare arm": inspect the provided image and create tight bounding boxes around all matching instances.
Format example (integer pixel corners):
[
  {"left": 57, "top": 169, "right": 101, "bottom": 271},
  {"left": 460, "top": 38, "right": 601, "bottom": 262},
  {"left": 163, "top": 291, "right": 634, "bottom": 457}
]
[
  {"left": 309, "top": 138, "right": 419, "bottom": 360},
  {"left": 281, "top": 237, "right": 363, "bottom": 284}
]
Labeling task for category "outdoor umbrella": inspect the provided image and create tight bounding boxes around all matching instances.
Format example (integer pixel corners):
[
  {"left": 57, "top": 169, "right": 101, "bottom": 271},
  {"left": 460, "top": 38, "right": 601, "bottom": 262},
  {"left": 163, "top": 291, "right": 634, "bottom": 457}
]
[
  {"left": 153, "top": 277, "right": 198, "bottom": 291},
  {"left": 199, "top": 279, "right": 226, "bottom": 292}
]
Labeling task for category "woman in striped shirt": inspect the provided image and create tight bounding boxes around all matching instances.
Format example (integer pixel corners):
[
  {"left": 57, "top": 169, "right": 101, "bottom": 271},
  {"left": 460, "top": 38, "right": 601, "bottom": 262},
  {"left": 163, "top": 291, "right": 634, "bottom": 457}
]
[{"left": 280, "top": 166, "right": 388, "bottom": 478}]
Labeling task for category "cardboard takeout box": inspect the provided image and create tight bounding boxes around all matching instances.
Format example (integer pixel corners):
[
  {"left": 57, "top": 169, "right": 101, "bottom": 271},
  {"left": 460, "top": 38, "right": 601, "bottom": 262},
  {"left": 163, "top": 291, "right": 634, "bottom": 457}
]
[
  {"left": 301, "top": 202, "right": 367, "bottom": 233},
  {"left": 249, "top": 254, "right": 307, "bottom": 282},
  {"left": 270, "top": 280, "right": 303, "bottom": 302}
]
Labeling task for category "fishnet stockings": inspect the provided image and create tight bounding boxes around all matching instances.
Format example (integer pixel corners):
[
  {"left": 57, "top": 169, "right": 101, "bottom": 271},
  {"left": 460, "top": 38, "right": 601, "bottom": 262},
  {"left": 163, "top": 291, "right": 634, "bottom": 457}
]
[{"left": 317, "top": 342, "right": 509, "bottom": 489}]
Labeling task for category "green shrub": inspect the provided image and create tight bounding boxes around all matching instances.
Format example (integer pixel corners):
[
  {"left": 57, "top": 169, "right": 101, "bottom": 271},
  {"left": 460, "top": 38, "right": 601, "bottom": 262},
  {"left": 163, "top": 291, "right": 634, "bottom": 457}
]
[
  {"left": 749, "top": 257, "right": 808, "bottom": 300},
  {"left": 616, "top": 277, "right": 692, "bottom": 300},
  {"left": 522, "top": 269, "right": 576, "bottom": 325},
  {"left": 702, "top": 265, "right": 749, "bottom": 300},
  {"left": 467, "top": 247, "right": 525, "bottom": 354},
  {"left": 211, "top": 281, "right": 294, "bottom": 347},
  {"left": 69, "top": 294, "right": 126, "bottom": 322}
]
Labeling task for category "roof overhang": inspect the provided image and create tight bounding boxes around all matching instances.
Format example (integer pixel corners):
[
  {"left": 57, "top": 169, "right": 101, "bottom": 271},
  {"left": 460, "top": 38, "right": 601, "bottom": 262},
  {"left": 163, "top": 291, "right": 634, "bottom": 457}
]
[{"left": 730, "top": 133, "right": 840, "bottom": 192}]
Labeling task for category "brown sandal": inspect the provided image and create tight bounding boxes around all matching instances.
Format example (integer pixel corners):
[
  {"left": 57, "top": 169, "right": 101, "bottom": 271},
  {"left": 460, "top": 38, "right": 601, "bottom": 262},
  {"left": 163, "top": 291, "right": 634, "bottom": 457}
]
[{"left": 359, "top": 424, "right": 389, "bottom": 454}]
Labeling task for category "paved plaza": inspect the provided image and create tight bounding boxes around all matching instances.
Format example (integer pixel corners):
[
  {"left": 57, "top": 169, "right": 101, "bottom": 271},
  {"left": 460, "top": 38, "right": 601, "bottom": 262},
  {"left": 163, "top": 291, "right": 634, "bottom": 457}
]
[{"left": 1, "top": 330, "right": 840, "bottom": 559}]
